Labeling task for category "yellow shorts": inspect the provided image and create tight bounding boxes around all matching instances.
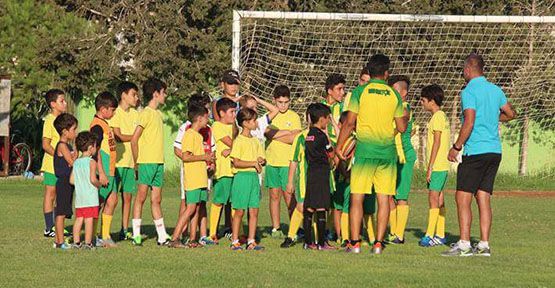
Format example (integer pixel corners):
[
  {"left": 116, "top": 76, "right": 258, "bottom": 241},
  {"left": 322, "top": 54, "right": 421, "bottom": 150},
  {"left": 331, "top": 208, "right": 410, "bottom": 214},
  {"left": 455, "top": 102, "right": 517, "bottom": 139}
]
[{"left": 350, "top": 158, "right": 397, "bottom": 195}]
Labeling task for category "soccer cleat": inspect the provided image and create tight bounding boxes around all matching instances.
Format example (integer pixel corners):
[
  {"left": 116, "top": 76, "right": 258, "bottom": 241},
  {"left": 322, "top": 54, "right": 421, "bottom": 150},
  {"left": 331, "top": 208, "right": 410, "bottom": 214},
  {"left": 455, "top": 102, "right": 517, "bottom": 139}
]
[
  {"left": 230, "top": 242, "right": 243, "bottom": 251},
  {"left": 52, "top": 227, "right": 72, "bottom": 237},
  {"left": 132, "top": 235, "right": 143, "bottom": 246},
  {"left": 433, "top": 236, "right": 447, "bottom": 246},
  {"left": 168, "top": 240, "right": 187, "bottom": 248},
  {"left": 43, "top": 229, "right": 56, "bottom": 238},
  {"left": 82, "top": 243, "right": 95, "bottom": 250},
  {"left": 386, "top": 233, "right": 397, "bottom": 243},
  {"left": 71, "top": 242, "right": 82, "bottom": 249},
  {"left": 345, "top": 241, "right": 361, "bottom": 254},
  {"left": 102, "top": 238, "right": 117, "bottom": 248},
  {"left": 55, "top": 242, "right": 71, "bottom": 250},
  {"left": 157, "top": 238, "right": 171, "bottom": 247},
  {"left": 472, "top": 244, "right": 491, "bottom": 257},
  {"left": 318, "top": 242, "right": 337, "bottom": 251},
  {"left": 419, "top": 235, "right": 436, "bottom": 247},
  {"left": 303, "top": 243, "right": 318, "bottom": 250},
  {"left": 119, "top": 229, "right": 133, "bottom": 241},
  {"left": 95, "top": 238, "right": 104, "bottom": 248},
  {"left": 271, "top": 228, "right": 284, "bottom": 238},
  {"left": 340, "top": 240, "right": 349, "bottom": 248},
  {"left": 441, "top": 243, "right": 473, "bottom": 257},
  {"left": 390, "top": 236, "right": 405, "bottom": 245},
  {"left": 280, "top": 237, "right": 296, "bottom": 248},
  {"left": 371, "top": 241, "right": 385, "bottom": 254},
  {"left": 246, "top": 242, "right": 265, "bottom": 251},
  {"left": 187, "top": 240, "right": 202, "bottom": 248},
  {"left": 199, "top": 236, "right": 216, "bottom": 246}
]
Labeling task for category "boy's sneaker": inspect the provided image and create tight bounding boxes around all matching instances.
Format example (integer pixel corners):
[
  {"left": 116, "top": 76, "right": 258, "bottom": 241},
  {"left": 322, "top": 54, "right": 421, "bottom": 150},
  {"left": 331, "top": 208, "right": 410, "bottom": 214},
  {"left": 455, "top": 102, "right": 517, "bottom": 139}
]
[
  {"left": 441, "top": 242, "right": 473, "bottom": 257},
  {"left": 102, "top": 238, "right": 117, "bottom": 248},
  {"left": 55, "top": 242, "right": 71, "bottom": 250},
  {"left": 303, "top": 243, "right": 318, "bottom": 250},
  {"left": 371, "top": 241, "right": 385, "bottom": 254},
  {"left": 119, "top": 229, "right": 133, "bottom": 241},
  {"left": 280, "top": 237, "right": 296, "bottom": 248},
  {"left": 390, "top": 236, "right": 405, "bottom": 245},
  {"left": 271, "top": 228, "right": 284, "bottom": 238},
  {"left": 318, "top": 242, "right": 337, "bottom": 251},
  {"left": 43, "top": 229, "right": 56, "bottom": 238},
  {"left": 472, "top": 244, "right": 491, "bottom": 257},
  {"left": 340, "top": 240, "right": 349, "bottom": 248},
  {"left": 157, "top": 237, "right": 171, "bottom": 247},
  {"left": 433, "top": 236, "right": 447, "bottom": 246},
  {"left": 132, "top": 235, "right": 143, "bottom": 246},
  {"left": 419, "top": 235, "right": 436, "bottom": 247},
  {"left": 386, "top": 233, "right": 397, "bottom": 243},
  {"left": 82, "top": 243, "right": 95, "bottom": 250},
  {"left": 187, "top": 240, "right": 202, "bottom": 248},
  {"left": 71, "top": 242, "right": 82, "bottom": 249},
  {"left": 95, "top": 238, "right": 104, "bottom": 248},
  {"left": 230, "top": 242, "right": 243, "bottom": 251},
  {"left": 199, "top": 236, "right": 216, "bottom": 246},
  {"left": 168, "top": 240, "right": 187, "bottom": 248},
  {"left": 345, "top": 241, "right": 361, "bottom": 254},
  {"left": 246, "top": 242, "right": 265, "bottom": 251}
]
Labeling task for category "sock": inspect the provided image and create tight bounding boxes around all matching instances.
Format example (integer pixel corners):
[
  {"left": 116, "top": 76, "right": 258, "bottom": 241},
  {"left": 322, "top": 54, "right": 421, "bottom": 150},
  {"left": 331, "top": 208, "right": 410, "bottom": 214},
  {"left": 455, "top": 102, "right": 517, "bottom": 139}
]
[
  {"left": 209, "top": 204, "right": 222, "bottom": 237},
  {"left": 436, "top": 207, "right": 446, "bottom": 238},
  {"left": 101, "top": 214, "right": 113, "bottom": 240},
  {"left": 302, "top": 210, "right": 314, "bottom": 245},
  {"left": 132, "top": 219, "right": 141, "bottom": 238},
  {"left": 426, "top": 208, "right": 440, "bottom": 237},
  {"left": 389, "top": 207, "right": 397, "bottom": 235},
  {"left": 478, "top": 241, "right": 489, "bottom": 249},
  {"left": 153, "top": 218, "right": 168, "bottom": 243},
  {"left": 364, "top": 214, "right": 376, "bottom": 243},
  {"left": 287, "top": 209, "right": 303, "bottom": 239},
  {"left": 44, "top": 212, "right": 55, "bottom": 230},
  {"left": 458, "top": 240, "right": 471, "bottom": 250},
  {"left": 395, "top": 205, "right": 410, "bottom": 240},
  {"left": 93, "top": 218, "right": 99, "bottom": 237},
  {"left": 340, "top": 213, "right": 350, "bottom": 241},
  {"left": 316, "top": 211, "right": 327, "bottom": 245}
]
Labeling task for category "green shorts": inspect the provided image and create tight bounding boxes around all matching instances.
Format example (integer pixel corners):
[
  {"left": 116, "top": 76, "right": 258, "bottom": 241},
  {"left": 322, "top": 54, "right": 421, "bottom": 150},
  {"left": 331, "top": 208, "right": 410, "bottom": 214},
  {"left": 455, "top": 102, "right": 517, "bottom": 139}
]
[
  {"left": 231, "top": 172, "right": 261, "bottom": 210},
  {"left": 395, "top": 151, "right": 416, "bottom": 201},
  {"left": 428, "top": 171, "right": 448, "bottom": 192},
  {"left": 43, "top": 172, "right": 57, "bottom": 186},
  {"left": 334, "top": 181, "right": 350, "bottom": 211},
  {"left": 186, "top": 188, "right": 208, "bottom": 204},
  {"left": 264, "top": 165, "right": 289, "bottom": 191},
  {"left": 138, "top": 163, "right": 164, "bottom": 188},
  {"left": 213, "top": 176, "right": 233, "bottom": 204},
  {"left": 99, "top": 176, "right": 117, "bottom": 200},
  {"left": 116, "top": 167, "right": 137, "bottom": 194}
]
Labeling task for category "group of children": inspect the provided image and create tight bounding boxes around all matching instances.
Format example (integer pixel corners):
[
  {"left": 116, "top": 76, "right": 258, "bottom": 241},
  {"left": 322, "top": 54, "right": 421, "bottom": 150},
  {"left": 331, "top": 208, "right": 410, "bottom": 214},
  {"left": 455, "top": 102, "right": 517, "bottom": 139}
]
[{"left": 40, "top": 66, "right": 453, "bottom": 252}]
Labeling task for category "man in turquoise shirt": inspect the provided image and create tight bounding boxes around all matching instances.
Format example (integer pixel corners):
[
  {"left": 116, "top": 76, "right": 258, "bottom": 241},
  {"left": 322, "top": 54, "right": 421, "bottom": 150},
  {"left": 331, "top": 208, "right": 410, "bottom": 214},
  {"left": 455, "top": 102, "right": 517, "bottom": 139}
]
[{"left": 443, "top": 53, "right": 516, "bottom": 257}]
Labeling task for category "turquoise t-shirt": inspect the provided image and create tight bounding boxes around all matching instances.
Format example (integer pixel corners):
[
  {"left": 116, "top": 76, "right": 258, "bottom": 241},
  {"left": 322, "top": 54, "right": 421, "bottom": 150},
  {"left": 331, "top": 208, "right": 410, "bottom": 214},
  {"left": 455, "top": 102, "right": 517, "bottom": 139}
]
[
  {"left": 461, "top": 76, "right": 507, "bottom": 156},
  {"left": 73, "top": 157, "right": 99, "bottom": 208}
]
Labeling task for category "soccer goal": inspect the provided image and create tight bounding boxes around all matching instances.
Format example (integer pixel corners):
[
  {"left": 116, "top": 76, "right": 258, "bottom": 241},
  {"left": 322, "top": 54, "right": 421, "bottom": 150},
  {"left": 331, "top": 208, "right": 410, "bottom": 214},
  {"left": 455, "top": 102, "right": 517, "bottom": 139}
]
[{"left": 232, "top": 11, "right": 555, "bottom": 173}]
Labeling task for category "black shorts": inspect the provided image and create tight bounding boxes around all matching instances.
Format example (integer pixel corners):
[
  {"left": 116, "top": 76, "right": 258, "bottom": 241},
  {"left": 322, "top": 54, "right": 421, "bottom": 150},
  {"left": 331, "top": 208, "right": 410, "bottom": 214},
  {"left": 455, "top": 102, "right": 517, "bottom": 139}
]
[
  {"left": 456, "top": 153, "right": 501, "bottom": 194},
  {"left": 55, "top": 177, "right": 74, "bottom": 218},
  {"left": 304, "top": 166, "right": 331, "bottom": 210}
]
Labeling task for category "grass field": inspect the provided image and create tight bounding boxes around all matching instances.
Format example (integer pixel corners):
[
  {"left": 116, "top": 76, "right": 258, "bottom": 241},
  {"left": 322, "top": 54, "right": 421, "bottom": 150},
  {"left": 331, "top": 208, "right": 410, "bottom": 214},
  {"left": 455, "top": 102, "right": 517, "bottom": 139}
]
[{"left": 1, "top": 179, "right": 554, "bottom": 287}]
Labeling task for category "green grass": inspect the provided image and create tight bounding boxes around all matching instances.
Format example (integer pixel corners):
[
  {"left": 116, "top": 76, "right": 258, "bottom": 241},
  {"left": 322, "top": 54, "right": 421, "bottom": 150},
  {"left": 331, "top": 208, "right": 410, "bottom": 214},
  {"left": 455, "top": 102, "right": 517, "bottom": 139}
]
[{"left": 1, "top": 180, "right": 554, "bottom": 287}]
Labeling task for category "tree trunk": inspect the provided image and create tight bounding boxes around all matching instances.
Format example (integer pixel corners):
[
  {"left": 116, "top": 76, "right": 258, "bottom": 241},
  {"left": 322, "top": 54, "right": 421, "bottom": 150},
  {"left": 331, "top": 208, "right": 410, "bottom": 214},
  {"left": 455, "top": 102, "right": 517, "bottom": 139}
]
[{"left": 518, "top": 115, "right": 529, "bottom": 176}]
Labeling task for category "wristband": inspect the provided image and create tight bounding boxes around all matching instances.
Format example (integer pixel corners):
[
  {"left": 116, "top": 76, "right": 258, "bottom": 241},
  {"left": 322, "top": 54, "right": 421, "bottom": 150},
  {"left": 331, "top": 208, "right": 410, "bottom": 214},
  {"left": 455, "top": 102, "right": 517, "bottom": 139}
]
[{"left": 452, "top": 144, "right": 462, "bottom": 151}]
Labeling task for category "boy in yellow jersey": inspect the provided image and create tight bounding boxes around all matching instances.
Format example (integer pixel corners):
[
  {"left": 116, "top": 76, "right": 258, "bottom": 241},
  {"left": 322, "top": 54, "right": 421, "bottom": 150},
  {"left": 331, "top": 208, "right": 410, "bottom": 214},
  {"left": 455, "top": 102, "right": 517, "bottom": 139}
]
[
  {"left": 169, "top": 105, "right": 213, "bottom": 248},
  {"left": 419, "top": 84, "right": 450, "bottom": 247},
  {"left": 343, "top": 67, "right": 370, "bottom": 110},
  {"left": 229, "top": 108, "right": 266, "bottom": 251},
  {"left": 130, "top": 78, "right": 170, "bottom": 246},
  {"left": 40, "top": 89, "right": 68, "bottom": 237},
  {"left": 109, "top": 82, "right": 140, "bottom": 241},
  {"left": 208, "top": 98, "right": 237, "bottom": 242},
  {"left": 336, "top": 54, "right": 407, "bottom": 254},
  {"left": 265, "top": 85, "right": 302, "bottom": 237},
  {"left": 89, "top": 92, "right": 118, "bottom": 247},
  {"left": 387, "top": 75, "right": 416, "bottom": 245}
]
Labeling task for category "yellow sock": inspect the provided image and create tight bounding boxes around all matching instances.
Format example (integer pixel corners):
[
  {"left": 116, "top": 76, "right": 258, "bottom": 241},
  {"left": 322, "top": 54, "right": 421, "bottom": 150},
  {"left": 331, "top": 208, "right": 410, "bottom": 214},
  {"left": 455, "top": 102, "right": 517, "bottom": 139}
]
[
  {"left": 288, "top": 209, "right": 303, "bottom": 239},
  {"left": 426, "top": 208, "right": 440, "bottom": 237},
  {"left": 101, "top": 213, "right": 112, "bottom": 240},
  {"left": 389, "top": 208, "right": 397, "bottom": 235},
  {"left": 436, "top": 207, "right": 446, "bottom": 238},
  {"left": 340, "top": 213, "right": 350, "bottom": 241},
  {"left": 396, "top": 205, "right": 410, "bottom": 240},
  {"left": 209, "top": 204, "right": 222, "bottom": 237},
  {"left": 93, "top": 218, "right": 99, "bottom": 237},
  {"left": 364, "top": 214, "right": 375, "bottom": 243}
]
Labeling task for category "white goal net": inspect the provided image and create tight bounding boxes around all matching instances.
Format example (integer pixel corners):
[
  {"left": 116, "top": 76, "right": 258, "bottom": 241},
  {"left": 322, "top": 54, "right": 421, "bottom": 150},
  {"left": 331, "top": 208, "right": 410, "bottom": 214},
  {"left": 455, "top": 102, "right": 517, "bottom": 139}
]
[{"left": 232, "top": 11, "right": 555, "bottom": 174}]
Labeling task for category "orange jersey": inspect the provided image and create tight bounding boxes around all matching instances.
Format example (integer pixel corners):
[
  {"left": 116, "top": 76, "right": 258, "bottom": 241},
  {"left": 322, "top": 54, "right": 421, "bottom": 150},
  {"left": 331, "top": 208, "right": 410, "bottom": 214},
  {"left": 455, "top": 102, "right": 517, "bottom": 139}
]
[{"left": 90, "top": 116, "right": 117, "bottom": 176}]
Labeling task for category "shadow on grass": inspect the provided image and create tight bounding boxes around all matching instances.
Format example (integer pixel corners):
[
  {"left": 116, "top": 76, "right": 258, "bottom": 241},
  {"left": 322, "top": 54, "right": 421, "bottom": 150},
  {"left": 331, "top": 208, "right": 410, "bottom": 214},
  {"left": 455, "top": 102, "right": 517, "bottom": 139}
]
[{"left": 406, "top": 227, "right": 478, "bottom": 244}]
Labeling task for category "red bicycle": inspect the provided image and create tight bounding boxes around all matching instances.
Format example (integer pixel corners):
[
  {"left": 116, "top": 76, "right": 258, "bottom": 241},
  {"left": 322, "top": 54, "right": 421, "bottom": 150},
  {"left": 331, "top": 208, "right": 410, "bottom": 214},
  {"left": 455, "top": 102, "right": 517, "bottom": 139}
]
[{"left": 0, "top": 131, "right": 32, "bottom": 176}]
